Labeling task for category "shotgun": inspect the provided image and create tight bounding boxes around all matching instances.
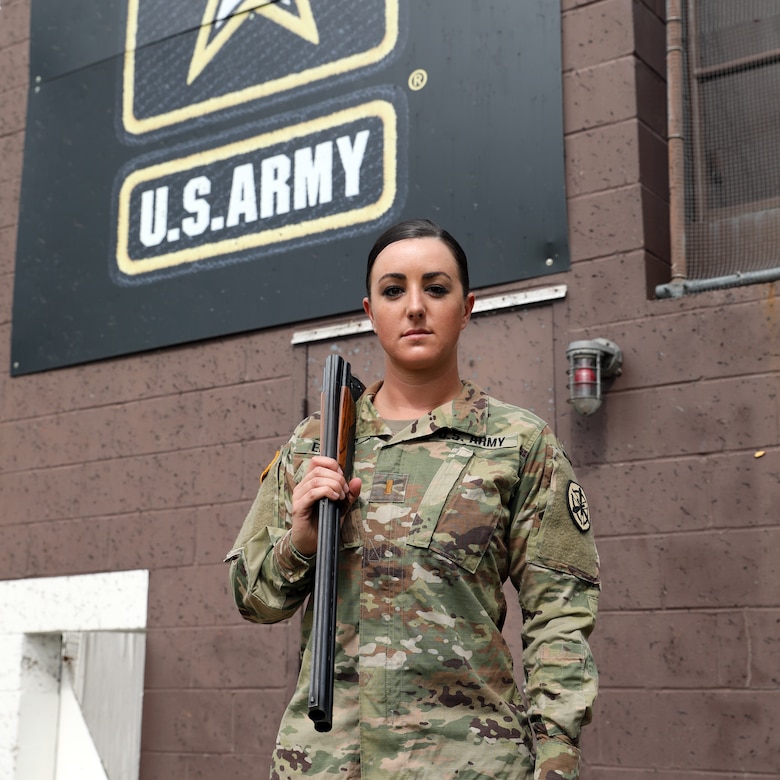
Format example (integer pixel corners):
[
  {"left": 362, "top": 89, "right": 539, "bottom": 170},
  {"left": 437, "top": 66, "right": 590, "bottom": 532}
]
[{"left": 307, "top": 354, "right": 363, "bottom": 732}]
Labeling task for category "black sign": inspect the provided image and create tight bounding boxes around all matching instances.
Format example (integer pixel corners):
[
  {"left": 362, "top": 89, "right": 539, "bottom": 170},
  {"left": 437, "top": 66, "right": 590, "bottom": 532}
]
[{"left": 12, "top": 0, "right": 569, "bottom": 375}]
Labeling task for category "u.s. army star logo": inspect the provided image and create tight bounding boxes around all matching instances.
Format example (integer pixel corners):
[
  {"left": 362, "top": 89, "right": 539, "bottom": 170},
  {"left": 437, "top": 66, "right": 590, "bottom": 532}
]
[
  {"left": 188, "top": 0, "right": 319, "bottom": 84},
  {"left": 122, "top": 0, "right": 399, "bottom": 136},
  {"left": 566, "top": 481, "right": 591, "bottom": 533}
]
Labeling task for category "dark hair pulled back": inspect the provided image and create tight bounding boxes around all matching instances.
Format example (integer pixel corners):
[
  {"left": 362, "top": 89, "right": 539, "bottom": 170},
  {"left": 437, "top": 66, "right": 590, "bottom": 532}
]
[{"left": 365, "top": 218, "right": 470, "bottom": 297}]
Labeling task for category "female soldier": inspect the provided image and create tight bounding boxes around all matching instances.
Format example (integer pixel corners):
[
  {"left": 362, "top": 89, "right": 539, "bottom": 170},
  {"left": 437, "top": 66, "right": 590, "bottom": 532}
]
[{"left": 226, "top": 218, "right": 600, "bottom": 779}]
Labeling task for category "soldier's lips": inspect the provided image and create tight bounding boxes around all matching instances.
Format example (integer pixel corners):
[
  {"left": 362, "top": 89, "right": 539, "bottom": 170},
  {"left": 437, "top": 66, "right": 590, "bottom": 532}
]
[{"left": 402, "top": 329, "right": 431, "bottom": 338}]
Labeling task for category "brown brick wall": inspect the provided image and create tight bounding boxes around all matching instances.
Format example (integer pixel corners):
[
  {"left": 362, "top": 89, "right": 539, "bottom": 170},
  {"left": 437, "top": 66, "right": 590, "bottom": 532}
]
[
  {"left": 560, "top": 2, "right": 779, "bottom": 778},
  {"left": 0, "top": 0, "right": 777, "bottom": 777}
]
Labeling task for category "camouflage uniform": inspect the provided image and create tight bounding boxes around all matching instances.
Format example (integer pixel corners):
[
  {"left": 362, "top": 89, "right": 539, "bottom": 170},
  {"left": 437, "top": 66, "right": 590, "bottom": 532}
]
[{"left": 227, "top": 381, "right": 600, "bottom": 779}]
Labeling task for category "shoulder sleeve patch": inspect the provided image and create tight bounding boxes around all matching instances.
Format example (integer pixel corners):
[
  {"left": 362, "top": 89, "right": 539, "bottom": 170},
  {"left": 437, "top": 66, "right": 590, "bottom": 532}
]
[
  {"left": 528, "top": 446, "right": 600, "bottom": 584},
  {"left": 566, "top": 480, "right": 591, "bottom": 533}
]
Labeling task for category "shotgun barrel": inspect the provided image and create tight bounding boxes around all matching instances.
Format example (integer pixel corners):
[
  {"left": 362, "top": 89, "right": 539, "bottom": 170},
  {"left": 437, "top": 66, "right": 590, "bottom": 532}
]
[{"left": 307, "top": 354, "right": 362, "bottom": 732}]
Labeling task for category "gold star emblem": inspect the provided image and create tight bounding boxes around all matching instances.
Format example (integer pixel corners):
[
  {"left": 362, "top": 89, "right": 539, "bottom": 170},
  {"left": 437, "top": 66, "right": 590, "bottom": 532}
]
[{"left": 188, "top": 0, "right": 319, "bottom": 85}]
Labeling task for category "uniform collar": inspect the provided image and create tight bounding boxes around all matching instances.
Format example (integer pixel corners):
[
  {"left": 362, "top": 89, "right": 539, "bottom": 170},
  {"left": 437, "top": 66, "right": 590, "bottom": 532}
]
[{"left": 356, "top": 380, "right": 489, "bottom": 440}]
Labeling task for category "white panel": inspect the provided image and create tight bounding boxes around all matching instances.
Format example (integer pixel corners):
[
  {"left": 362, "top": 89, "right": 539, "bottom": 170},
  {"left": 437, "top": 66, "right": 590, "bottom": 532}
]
[
  {"left": 0, "top": 571, "right": 149, "bottom": 634},
  {"left": 55, "top": 670, "right": 109, "bottom": 780},
  {"left": 68, "top": 632, "right": 145, "bottom": 780},
  {"left": 0, "top": 636, "right": 24, "bottom": 691},
  {"left": 0, "top": 571, "right": 149, "bottom": 780},
  {"left": 15, "top": 635, "right": 61, "bottom": 780}
]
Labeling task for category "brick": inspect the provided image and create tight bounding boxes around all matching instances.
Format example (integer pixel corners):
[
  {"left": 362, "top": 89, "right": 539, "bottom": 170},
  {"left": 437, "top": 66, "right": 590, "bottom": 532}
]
[
  {"left": 708, "top": 450, "right": 780, "bottom": 530},
  {"left": 566, "top": 121, "right": 640, "bottom": 197},
  {"left": 745, "top": 609, "right": 780, "bottom": 688},
  {"left": 0, "top": 134, "right": 23, "bottom": 185},
  {"left": 183, "top": 752, "right": 273, "bottom": 780},
  {"left": 563, "top": 57, "right": 638, "bottom": 135},
  {"left": 105, "top": 507, "right": 197, "bottom": 571},
  {"left": 662, "top": 528, "right": 780, "bottom": 609},
  {"left": 137, "top": 752, "right": 188, "bottom": 780},
  {"left": 577, "top": 457, "right": 712, "bottom": 536},
  {"left": 243, "top": 324, "right": 302, "bottom": 382},
  {"left": 698, "top": 298, "right": 780, "bottom": 377},
  {"left": 0, "top": 522, "right": 31, "bottom": 579},
  {"left": 24, "top": 516, "right": 110, "bottom": 576},
  {"left": 561, "top": 0, "right": 634, "bottom": 72},
  {"left": 596, "top": 536, "right": 666, "bottom": 610},
  {"left": 0, "top": 0, "right": 30, "bottom": 49},
  {"left": 0, "top": 177, "right": 21, "bottom": 230},
  {"left": 562, "top": 0, "right": 604, "bottom": 12},
  {"left": 568, "top": 185, "right": 645, "bottom": 262},
  {"left": 141, "top": 690, "right": 233, "bottom": 753},
  {"left": 666, "top": 691, "right": 779, "bottom": 773},
  {"left": 0, "top": 41, "right": 28, "bottom": 95},
  {"left": 232, "top": 689, "right": 290, "bottom": 752},
  {"left": 0, "top": 444, "right": 245, "bottom": 524},
  {"left": 566, "top": 382, "right": 662, "bottom": 464},
  {"left": 594, "top": 690, "right": 673, "bottom": 769},
  {"left": 2, "top": 336, "right": 249, "bottom": 421},
  {"left": 0, "top": 85, "right": 27, "bottom": 135},
  {"left": 591, "top": 611, "right": 748, "bottom": 689},
  {"left": 651, "top": 376, "right": 779, "bottom": 457},
  {"left": 147, "top": 563, "right": 239, "bottom": 629},
  {"left": 458, "top": 310, "right": 557, "bottom": 419},
  {"left": 144, "top": 629, "right": 196, "bottom": 691},
  {"left": 565, "top": 252, "right": 656, "bottom": 327},
  {"left": 188, "top": 624, "right": 292, "bottom": 689},
  {"left": 0, "top": 274, "right": 12, "bottom": 329},
  {"left": 196, "top": 500, "right": 247, "bottom": 565},
  {"left": 0, "top": 380, "right": 293, "bottom": 473},
  {"left": 143, "top": 624, "right": 292, "bottom": 691}
]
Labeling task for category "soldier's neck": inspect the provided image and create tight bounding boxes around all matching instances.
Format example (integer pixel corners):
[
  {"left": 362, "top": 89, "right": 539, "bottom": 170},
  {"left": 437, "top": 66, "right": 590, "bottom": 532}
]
[{"left": 373, "top": 365, "right": 463, "bottom": 419}]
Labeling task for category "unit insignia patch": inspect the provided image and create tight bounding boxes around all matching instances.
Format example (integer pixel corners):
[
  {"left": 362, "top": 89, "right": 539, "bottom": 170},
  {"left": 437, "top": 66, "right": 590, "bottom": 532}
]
[{"left": 566, "top": 480, "right": 591, "bottom": 533}]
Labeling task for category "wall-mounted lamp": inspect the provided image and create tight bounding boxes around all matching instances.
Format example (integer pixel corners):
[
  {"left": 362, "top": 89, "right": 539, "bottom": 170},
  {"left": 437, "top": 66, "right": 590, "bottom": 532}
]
[{"left": 566, "top": 338, "right": 623, "bottom": 416}]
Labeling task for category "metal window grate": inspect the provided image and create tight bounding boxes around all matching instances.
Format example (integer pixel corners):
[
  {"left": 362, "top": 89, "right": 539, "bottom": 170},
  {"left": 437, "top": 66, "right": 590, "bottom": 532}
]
[{"left": 671, "top": 1, "right": 780, "bottom": 288}]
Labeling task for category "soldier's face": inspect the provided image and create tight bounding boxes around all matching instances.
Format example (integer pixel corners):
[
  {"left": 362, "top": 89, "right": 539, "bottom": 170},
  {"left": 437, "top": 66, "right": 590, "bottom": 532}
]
[{"left": 363, "top": 237, "right": 475, "bottom": 374}]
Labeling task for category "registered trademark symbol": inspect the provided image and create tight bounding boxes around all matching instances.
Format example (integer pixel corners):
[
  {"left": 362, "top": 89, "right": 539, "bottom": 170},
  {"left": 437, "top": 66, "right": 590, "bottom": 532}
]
[{"left": 408, "top": 69, "right": 428, "bottom": 91}]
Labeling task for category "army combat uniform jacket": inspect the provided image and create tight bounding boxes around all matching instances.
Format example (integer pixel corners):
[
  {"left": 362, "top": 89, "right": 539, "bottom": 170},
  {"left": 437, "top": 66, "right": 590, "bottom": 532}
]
[{"left": 227, "top": 381, "right": 600, "bottom": 780}]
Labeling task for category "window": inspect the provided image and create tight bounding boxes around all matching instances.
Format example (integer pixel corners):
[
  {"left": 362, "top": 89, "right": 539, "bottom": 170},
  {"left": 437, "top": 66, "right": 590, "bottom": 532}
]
[{"left": 662, "top": 0, "right": 780, "bottom": 296}]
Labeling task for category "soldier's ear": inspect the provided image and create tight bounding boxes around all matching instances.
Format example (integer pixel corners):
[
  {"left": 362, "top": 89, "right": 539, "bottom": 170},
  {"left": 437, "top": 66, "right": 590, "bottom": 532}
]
[
  {"left": 461, "top": 292, "right": 475, "bottom": 328},
  {"left": 363, "top": 297, "right": 376, "bottom": 331}
]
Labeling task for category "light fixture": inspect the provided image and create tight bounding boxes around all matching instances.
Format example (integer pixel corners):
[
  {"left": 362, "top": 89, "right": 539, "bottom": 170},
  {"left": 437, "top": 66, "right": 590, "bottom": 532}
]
[{"left": 566, "top": 338, "right": 623, "bottom": 416}]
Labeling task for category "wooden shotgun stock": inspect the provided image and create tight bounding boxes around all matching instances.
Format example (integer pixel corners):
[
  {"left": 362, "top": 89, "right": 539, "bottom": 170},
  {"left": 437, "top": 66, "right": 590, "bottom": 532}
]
[{"left": 307, "top": 355, "right": 364, "bottom": 732}]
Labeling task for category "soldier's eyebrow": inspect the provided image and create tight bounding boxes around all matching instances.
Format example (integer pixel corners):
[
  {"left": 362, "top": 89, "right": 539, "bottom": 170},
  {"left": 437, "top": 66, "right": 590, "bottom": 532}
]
[{"left": 376, "top": 271, "right": 453, "bottom": 284}]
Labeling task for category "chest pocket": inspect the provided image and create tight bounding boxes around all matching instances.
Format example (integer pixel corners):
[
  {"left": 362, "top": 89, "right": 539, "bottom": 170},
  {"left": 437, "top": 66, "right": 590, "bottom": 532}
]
[{"left": 406, "top": 445, "right": 516, "bottom": 574}]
